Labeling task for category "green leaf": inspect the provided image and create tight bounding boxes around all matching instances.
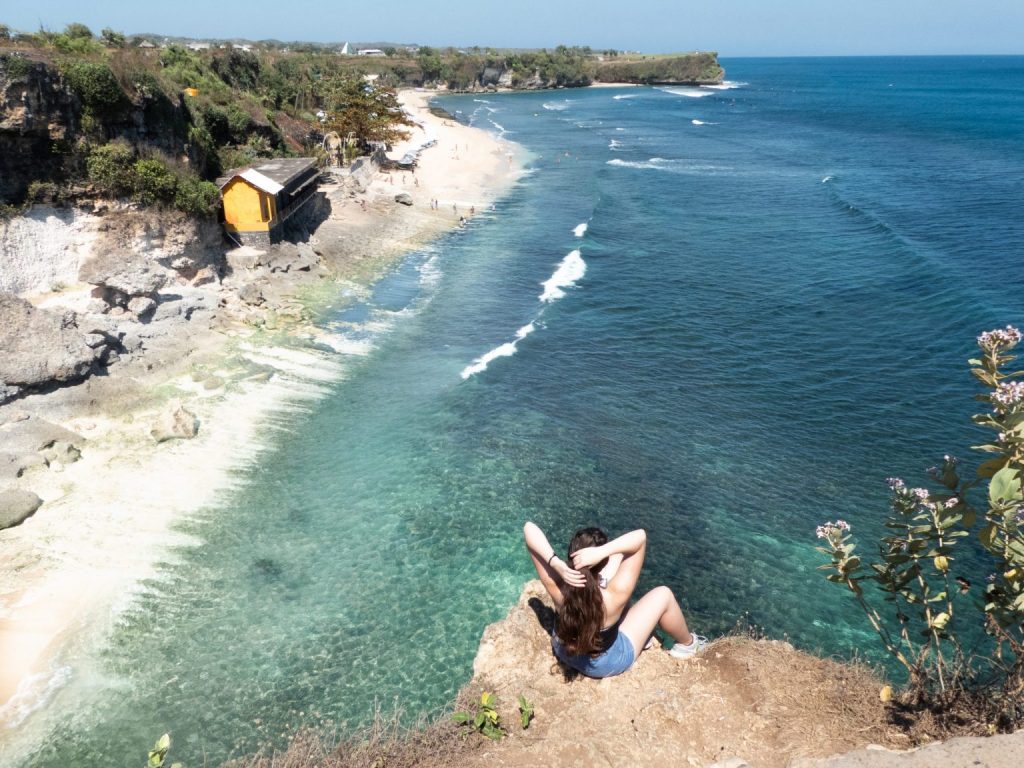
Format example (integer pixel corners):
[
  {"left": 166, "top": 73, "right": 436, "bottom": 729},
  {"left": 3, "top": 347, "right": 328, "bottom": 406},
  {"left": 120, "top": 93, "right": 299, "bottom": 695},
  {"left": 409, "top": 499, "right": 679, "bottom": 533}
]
[
  {"left": 1009, "top": 538, "right": 1024, "bottom": 560},
  {"left": 989, "top": 466, "right": 1022, "bottom": 504},
  {"left": 978, "top": 457, "right": 1008, "bottom": 480},
  {"left": 474, "top": 712, "right": 485, "bottom": 729},
  {"left": 148, "top": 734, "right": 171, "bottom": 768},
  {"left": 452, "top": 712, "right": 470, "bottom": 723},
  {"left": 980, "top": 524, "right": 998, "bottom": 549},
  {"left": 973, "top": 443, "right": 1004, "bottom": 453}
]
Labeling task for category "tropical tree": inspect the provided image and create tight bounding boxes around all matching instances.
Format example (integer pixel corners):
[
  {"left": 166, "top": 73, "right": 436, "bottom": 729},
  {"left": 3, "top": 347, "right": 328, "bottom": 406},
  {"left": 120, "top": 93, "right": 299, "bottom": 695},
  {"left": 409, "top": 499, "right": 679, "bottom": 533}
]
[{"left": 316, "top": 76, "right": 412, "bottom": 148}]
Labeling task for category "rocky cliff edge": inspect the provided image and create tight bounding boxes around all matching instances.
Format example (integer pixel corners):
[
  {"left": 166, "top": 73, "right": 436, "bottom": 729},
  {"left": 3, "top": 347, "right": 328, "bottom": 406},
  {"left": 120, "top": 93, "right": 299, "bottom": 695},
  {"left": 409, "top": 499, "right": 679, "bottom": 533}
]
[{"left": 459, "top": 580, "right": 1022, "bottom": 768}]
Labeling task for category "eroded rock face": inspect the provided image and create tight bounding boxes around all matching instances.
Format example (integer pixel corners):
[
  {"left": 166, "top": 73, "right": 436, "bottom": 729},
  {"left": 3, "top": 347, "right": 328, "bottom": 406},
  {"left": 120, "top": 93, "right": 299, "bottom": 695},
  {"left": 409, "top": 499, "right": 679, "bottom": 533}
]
[
  {"left": 0, "top": 56, "right": 78, "bottom": 203},
  {"left": 79, "top": 249, "right": 168, "bottom": 299},
  {"left": 0, "top": 294, "right": 105, "bottom": 400}
]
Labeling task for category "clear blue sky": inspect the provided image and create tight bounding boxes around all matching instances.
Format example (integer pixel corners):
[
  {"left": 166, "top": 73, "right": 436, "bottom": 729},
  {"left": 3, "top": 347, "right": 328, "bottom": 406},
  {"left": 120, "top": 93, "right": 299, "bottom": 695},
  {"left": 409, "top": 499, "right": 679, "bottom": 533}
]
[{"left": 3, "top": 1, "right": 1022, "bottom": 56}]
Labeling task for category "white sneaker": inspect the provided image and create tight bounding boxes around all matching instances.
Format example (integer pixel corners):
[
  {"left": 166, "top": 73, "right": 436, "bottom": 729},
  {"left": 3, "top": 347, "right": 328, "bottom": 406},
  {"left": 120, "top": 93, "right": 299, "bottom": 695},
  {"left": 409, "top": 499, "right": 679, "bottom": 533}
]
[{"left": 667, "top": 634, "right": 707, "bottom": 659}]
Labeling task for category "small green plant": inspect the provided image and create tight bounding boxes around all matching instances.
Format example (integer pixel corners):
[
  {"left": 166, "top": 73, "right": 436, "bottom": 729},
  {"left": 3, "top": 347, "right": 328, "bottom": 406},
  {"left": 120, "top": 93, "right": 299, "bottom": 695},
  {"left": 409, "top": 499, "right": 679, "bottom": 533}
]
[
  {"left": 517, "top": 694, "right": 534, "bottom": 729},
  {"left": 452, "top": 691, "right": 504, "bottom": 741},
  {"left": 173, "top": 176, "right": 221, "bottom": 217},
  {"left": 63, "top": 61, "right": 128, "bottom": 118},
  {"left": 86, "top": 141, "right": 135, "bottom": 196},
  {"left": 147, "top": 733, "right": 182, "bottom": 768},
  {"left": 26, "top": 180, "right": 62, "bottom": 204},
  {"left": 132, "top": 158, "right": 177, "bottom": 205}
]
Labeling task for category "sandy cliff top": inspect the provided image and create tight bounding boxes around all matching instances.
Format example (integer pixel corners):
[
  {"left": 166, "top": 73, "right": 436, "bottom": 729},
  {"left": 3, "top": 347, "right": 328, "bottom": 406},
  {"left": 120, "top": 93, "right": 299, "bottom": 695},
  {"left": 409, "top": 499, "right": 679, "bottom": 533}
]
[{"left": 457, "top": 580, "right": 896, "bottom": 768}]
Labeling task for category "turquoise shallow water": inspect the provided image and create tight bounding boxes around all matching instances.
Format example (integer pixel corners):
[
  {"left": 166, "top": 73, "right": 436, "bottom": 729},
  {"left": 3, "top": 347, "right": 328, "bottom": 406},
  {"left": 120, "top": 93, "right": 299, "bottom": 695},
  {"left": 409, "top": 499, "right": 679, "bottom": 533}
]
[{"left": 4, "top": 56, "right": 1024, "bottom": 766}]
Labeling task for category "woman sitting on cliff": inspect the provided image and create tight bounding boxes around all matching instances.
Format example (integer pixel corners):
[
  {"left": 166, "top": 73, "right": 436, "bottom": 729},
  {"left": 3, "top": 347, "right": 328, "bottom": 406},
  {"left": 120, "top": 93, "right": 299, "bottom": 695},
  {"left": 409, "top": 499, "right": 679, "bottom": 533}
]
[{"left": 523, "top": 522, "right": 706, "bottom": 678}]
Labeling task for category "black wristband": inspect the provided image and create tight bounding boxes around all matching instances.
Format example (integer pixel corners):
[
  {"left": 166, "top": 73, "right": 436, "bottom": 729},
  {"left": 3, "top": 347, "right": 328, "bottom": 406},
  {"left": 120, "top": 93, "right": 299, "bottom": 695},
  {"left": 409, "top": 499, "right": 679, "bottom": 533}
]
[{"left": 547, "top": 552, "right": 558, "bottom": 567}]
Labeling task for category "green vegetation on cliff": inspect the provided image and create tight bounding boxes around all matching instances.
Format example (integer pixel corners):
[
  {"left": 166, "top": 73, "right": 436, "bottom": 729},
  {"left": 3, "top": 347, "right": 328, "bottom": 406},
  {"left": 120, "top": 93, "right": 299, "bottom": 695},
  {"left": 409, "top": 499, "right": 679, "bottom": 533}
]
[
  {"left": 595, "top": 51, "right": 723, "bottom": 84},
  {"left": 0, "top": 23, "right": 418, "bottom": 212},
  {"left": 0, "top": 22, "right": 723, "bottom": 214}
]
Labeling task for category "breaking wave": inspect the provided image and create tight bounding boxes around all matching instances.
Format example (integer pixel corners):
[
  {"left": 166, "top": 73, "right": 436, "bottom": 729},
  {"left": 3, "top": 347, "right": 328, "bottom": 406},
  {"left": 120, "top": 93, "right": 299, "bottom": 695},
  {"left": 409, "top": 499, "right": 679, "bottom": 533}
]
[
  {"left": 460, "top": 323, "right": 536, "bottom": 379},
  {"left": 540, "top": 249, "right": 587, "bottom": 303},
  {"left": 657, "top": 86, "right": 715, "bottom": 98}
]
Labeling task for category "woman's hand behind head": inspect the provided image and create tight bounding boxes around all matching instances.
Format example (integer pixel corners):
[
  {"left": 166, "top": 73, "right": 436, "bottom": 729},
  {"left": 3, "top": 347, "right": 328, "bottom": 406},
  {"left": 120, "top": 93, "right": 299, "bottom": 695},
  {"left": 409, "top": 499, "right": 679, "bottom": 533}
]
[
  {"left": 554, "top": 558, "right": 586, "bottom": 588},
  {"left": 570, "top": 546, "right": 607, "bottom": 571}
]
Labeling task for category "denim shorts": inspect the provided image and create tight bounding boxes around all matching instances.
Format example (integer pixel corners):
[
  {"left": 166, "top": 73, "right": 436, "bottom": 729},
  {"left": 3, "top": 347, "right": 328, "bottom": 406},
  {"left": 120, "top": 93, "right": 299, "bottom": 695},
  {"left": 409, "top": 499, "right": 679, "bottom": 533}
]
[{"left": 552, "top": 630, "right": 636, "bottom": 678}]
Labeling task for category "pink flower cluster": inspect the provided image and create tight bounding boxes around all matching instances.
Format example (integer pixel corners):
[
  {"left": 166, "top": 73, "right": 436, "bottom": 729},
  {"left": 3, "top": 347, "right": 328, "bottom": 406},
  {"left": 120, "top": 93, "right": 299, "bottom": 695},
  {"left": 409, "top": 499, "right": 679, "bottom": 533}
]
[
  {"left": 978, "top": 325, "right": 1022, "bottom": 351},
  {"left": 993, "top": 380, "right": 1024, "bottom": 410},
  {"left": 816, "top": 520, "right": 851, "bottom": 539},
  {"left": 886, "top": 477, "right": 905, "bottom": 490}
]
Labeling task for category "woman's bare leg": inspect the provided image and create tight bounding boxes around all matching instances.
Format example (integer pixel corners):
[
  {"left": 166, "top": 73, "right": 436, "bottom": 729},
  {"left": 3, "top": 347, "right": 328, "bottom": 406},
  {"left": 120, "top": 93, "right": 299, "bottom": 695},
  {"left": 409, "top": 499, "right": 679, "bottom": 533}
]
[{"left": 619, "top": 586, "right": 693, "bottom": 657}]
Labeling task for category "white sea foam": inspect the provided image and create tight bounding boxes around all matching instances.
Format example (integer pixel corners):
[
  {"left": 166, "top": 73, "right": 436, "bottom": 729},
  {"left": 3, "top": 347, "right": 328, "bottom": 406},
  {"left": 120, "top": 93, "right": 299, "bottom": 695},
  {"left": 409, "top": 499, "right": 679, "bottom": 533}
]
[
  {"left": 606, "top": 158, "right": 731, "bottom": 174},
  {"left": 460, "top": 323, "right": 537, "bottom": 379},
  {"left": 473, "top": 98, "right": 491, "bottom": 103},
  {"left": 540, "top": 249, "right": 587, "bottom": 303},
  {"left": 0, "top": 664, "right": 73, "bottom": 729},
  {"left": 609, "top": 139, "right": 623, "bottom": 150},
  {"left": 542, "top": 100, "right": 573, "bottom": 111},
  {"left": 822, "top": 175, "right": 834, "bottom": 184},
  {"left": 516, "top": 322, "right": 536, "bottom": 339},
  {"left": 612, "top": 93, "right": 637, "bottom": 100},
  {"left": 573, "top": 222, "right": 588, "bottom": 237},
  {"left": 615, "top": 127, "right": 626, "bottom": 131},
  {"left": 657, "top": 86, "right": 715, "bottom": 98},
  {"left": 418, "top": 255, "right": 442, "bottom": 289},
  {"left": 703, "top": 80, "right": 747, "bottom": 90},
  {"left": 691, "top": 119, "right": 717, "bottom": 126}
]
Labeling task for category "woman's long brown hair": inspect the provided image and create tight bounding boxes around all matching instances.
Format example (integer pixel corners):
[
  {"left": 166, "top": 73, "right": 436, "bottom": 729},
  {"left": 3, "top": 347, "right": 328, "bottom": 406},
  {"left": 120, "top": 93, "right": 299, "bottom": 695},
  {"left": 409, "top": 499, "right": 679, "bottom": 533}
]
[{"left": 556, "top": 527, "right": 610, "bottom": 656}]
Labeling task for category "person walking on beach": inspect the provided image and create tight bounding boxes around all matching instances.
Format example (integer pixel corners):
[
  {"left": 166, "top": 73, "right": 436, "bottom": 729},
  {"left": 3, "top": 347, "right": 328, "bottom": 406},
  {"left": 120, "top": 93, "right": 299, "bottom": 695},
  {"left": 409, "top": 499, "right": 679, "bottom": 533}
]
[{"left": 523, "top": 522, "right": 706, "bottom": 678}]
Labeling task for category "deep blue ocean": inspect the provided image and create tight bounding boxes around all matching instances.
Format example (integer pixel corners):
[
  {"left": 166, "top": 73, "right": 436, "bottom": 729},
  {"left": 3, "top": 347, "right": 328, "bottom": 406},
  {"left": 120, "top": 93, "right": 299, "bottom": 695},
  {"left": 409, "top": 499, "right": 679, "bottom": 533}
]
[{"left": 3, "top": 56, "right": 1024, "bottom": 767}]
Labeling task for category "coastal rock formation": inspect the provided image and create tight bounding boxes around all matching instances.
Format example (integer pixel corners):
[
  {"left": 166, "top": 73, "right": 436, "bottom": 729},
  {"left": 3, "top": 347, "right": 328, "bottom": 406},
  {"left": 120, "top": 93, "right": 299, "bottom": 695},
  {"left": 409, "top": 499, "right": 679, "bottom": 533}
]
[
  {"left": 0, "top": 489, "right": 43, "bottom": 530},
  {"left": 149, "top": 401, "right": 199, "bottom": 443},
  {"left": 0, "top": 56, "right": 79, "bottom": 203},
  {"left": 395, "top": 192, "right": 414, "bottom": 206},
  {"left": 0, "top": 294, "right": 106, "bottom": 401},
  {"left": 0, "top": 206, "right": 100, "bottom": 295},
  {"left": 91, "top": 209, "right": 224, "bottom": 283},
  {"left": 0, "top": 452, "right": 46, "bottom": 481},
  {"left": 79, "top": 248, "right": 168, "bottom": 303},
  {"left": 460, "top": 581, "right": 896, "bottom": 768}
]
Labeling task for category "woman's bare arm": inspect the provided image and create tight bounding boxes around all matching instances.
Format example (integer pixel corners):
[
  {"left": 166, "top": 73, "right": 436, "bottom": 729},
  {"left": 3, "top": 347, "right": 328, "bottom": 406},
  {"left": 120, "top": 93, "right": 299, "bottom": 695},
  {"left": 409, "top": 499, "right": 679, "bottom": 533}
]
[{"left": 524, "top": 521, "right": 585, "bottom": 606}]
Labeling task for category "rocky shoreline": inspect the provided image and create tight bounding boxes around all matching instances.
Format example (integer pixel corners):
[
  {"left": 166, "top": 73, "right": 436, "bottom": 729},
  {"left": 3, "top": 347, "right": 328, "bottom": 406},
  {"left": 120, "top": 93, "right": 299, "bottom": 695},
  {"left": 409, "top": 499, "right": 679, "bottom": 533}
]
[{"left": 0, "top": 89, "right": 519, "bottom": 721}]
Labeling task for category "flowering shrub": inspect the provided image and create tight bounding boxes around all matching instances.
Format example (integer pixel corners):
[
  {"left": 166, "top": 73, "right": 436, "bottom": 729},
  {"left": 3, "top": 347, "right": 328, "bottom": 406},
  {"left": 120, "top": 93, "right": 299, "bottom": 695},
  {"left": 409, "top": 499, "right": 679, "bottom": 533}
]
[{"left": 817, "top": 325, "right": 1024, "bottom": 728}]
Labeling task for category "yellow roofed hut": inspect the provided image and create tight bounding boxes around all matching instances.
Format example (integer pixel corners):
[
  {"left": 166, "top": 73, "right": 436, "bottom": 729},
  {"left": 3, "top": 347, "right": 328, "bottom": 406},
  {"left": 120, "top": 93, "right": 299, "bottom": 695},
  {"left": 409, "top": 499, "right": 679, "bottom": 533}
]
[{"left": 216, "top": 158, "right": 320, "bottom": 247}]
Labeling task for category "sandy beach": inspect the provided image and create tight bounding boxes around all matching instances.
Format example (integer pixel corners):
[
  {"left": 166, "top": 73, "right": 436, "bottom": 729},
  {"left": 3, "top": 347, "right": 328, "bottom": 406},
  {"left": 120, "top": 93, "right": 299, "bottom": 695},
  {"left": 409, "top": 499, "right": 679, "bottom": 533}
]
[{"left": 0, "top": 89, "right": 520, "bottom": 730}]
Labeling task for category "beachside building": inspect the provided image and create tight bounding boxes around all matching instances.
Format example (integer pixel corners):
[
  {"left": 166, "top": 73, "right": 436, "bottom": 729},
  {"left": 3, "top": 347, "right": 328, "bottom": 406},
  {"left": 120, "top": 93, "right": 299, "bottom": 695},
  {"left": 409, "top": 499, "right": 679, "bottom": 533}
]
[
  {"left": 216, "top": 158, "right": 319, "bottom": 246},
  {"left": 357, "top": 48, "right": 386, "bottom": 57}
]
